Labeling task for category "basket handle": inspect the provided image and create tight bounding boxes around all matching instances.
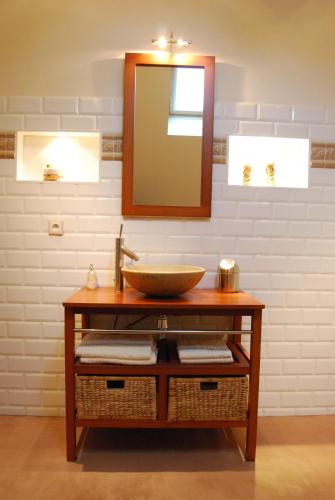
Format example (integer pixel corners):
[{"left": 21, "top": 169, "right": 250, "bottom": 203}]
[
  {"left": 200, "top": 381, "right": 218, "bottom": 391},
  {"left": 106, "top": 380, "right": 125, "bottom": 389}
]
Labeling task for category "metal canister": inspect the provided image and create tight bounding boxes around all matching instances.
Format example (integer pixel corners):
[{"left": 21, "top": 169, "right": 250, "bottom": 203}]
[{"left": 217, "top": 258, "right": 239, "bottom": 292}]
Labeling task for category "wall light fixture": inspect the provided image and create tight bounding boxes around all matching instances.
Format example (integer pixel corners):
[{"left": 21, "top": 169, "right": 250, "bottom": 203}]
[{"left": 151, "top": 31, "right": 191, "bottom": 51}]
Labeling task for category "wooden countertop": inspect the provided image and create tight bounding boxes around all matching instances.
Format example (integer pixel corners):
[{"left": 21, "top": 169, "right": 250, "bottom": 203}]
[{"left": 63, "top": 287, "right": 265, "bottom": 311}]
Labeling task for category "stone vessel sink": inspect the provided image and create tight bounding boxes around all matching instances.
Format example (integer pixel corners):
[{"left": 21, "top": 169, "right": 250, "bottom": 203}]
[{"left": 121, "top": 264, "right": 206, "bottom": 297}]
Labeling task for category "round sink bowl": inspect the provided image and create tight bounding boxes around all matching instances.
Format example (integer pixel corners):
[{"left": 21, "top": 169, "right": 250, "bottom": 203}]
[{"left": 121, "top": 264, "right": 206, "bottom": 297}]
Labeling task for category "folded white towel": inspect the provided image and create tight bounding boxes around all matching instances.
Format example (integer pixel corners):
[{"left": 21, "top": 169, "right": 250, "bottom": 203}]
[
  {"left": 76, "top": 332, "right": 155, "bottom": 360},
  {"left": 76, "top": 342, "right": 153, "bottom": 360},
  {"left": 80, "top": 348, "right": 158, "bottom": 365},
  {"left": 177, "top": 337, "right": 228, "bottom": 350},
  {"left": 179, "top": 356, "right": 233, "bottom": 364},
  {"left": 80, "top": 332, "right": 154, "bottom": 347},
  {"left": 177, "top": 336, "right": 233, "bottom": 364},
  {"left": 178, "top": 347, "right": 232, "bottom": 359}
]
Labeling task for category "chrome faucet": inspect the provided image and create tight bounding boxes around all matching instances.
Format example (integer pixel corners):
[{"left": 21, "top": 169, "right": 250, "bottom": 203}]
[{"left": 115, "top": 224, "right": 139, "bottom": 292}]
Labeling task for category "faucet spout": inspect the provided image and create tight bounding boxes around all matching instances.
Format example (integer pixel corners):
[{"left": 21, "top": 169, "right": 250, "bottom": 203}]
[
  {"left": 114, "top": 233, "right": 139, "bottom": 292},
  {"left": 121, "top": 244, "right": 139, "bottom": 261}
]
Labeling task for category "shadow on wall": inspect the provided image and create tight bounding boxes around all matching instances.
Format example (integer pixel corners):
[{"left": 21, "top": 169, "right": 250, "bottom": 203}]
[
  {"left": 90, "top": 58, "right": 245, "bottom": 102},
  {"left": 91, "top": 58, "right": 124, "bottom": 97},
  {"left": 215, "top": 62, "right": 246, "bottom": 102}
]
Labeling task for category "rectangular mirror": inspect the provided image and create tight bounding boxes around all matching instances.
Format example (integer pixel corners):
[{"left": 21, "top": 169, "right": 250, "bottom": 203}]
[{"left": 122, "top": 53, "right": 215, "bottom": 217}]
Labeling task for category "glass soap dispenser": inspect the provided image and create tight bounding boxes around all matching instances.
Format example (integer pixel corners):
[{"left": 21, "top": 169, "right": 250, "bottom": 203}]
[{"left": 86, "top": 264, "right": 98, "bottom": 290}]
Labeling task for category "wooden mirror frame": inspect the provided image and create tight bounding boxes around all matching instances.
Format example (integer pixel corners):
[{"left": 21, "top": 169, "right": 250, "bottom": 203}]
[{"left": 122, "top": 52, "right": 215, "bottom": 217}]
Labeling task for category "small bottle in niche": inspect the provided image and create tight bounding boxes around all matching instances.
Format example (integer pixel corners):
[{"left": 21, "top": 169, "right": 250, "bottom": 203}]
[
  {"left": 243, "top": 164, "right": 252, "bottom": 185},
  {"left": 265, "top": 162, "right": 275, "bottom": 186},
  {"left": 86, "top": 264, "right": 98, "bottom": 290}
]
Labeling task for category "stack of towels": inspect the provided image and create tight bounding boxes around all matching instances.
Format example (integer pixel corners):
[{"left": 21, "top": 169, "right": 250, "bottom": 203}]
[
  {"left": 177, "top": 337, "right": 234, "bottom": 364},
  {"left": 76, "top": 333, "right": 157, "bottom": 365}
]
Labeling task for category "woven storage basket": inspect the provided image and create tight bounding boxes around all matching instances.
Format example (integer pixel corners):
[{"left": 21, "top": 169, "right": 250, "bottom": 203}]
[
  {"left": 168, "top": 376, "right": 248, "bottom": 421},
  {"left": 76, "top": 375, "right": 157, "bottom": 420}
]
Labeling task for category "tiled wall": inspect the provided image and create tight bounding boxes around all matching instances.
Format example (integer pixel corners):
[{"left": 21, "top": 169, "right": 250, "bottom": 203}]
[{"left": 0, "top": 96, "right": 335, "bottom": 417}]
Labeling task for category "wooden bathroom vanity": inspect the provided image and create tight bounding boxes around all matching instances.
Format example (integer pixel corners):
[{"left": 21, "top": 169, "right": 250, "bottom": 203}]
[{"left": 63, "top": 288, "right": 264, "bottom": 462}]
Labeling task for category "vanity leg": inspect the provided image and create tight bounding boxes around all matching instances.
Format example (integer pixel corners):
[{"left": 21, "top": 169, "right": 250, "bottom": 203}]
[
  {"left": 232, "top": 315, "right": 242, "bottom": 344},
  {"left": 246, "top": 309, "right": 262, "bottom": 461},
  {"left": 65, "top": 308, "right": 77, "bottom": 461},
  {"left": 158, "top": 374, "right": 168, "bottom": 420}
]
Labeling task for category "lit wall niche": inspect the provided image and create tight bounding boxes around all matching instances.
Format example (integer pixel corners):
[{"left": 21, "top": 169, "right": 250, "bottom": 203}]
[
  {"left": 228, "top": 136, "right": 310, "bottom": 188},
  {"left": 17, "top": 131, "right": 100, "bottom": 182}
]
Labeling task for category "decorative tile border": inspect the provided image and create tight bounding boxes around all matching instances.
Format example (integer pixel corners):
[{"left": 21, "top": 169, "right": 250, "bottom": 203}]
[
  {"left": 0, "top": 133, "right": 15, "bottom": 159},
  {"left": 101, "top": 135, "right": 122, "bottom": 161},
  {"left": 1, "top": 131, "right": 335, "bottom": 168},
  {"left": 213, "top": 138, "right": 227, "bottom": 164},
  {"left": 311, "top": 143, "right": 335, "bottom": 168}
]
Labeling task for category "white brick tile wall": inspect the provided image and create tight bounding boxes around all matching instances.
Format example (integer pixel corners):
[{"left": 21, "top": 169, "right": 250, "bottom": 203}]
[
  {"left": 0, "top": 97, "right": 6, "bottom": 112},
  {"left": 239, "top": 121, "right": 274, "bottom": 136},
  {"left": 7, "top": 287, "right": 42, "bottom": 304},
  {"left": 24, "top": 269, "right": 59, "bottom": 286},
  {"left": 283, "top": 359, "right": 315, "bottom": 374},
  {"left": 96, "top": 115, "right": 123, "bottom": 133},
  {"left": 6, "top": 215, "right": 42, "bottom": 232},
  {"left": 41, "top": 252, "right": 77, "bottom": 269},
  {"left": 273, "top": 203, "right": 306, "bottom": 220},
  {"left": 24, "top": 234, "right": 61, "bottom": 250},
  {"left": 292, "top": 105, "right": 325, "bottom": 123},
  {"left": 24, "top": 197, "right": 59, "bottom": 213},
  {"left": 7, "top": 251, "right": 41, "bottom": 268},
  {"left": 0, "top": 197, "right": 24, "bottom": 213},
  {"left": 0, "top": 233, "right": 24, "bottom": 249},
  {"left": 61, "top": 115, "right": 95, "bottom": 130},
  {"left": 0, "top": 374, "right": 25, "bottom": 389},
  {"left": 79, "top": 97, "right": 114, "bottom": 114},
  {"left": 214, "top": 119, "right": 238, "bottom": 136},
  {"left": 0, "top": 115, "right": 24, "bottom": 130},
  {"left": 24, "top": 114, "right": 60, "bottom": 131},
  {"left": 1, "top": 96, "right": 335, "bottom": 416},
  {"left": 25, "top": 339, "right": 61, "bottom": 356},
  {"left": 59, "top": 197, "right": 95, "bottom": 214},
  {"left": 0, "top": 339, "right": 24, "bottom": 354},
  {"left": 223, "top": 102, "right": 257, "bottom": 119},
  {"left": 26, "top": 374, "right": 59, "bottom": 389},
  {"left": 24, "top": 305, "right": 62, "bottom": 322},
  {"left": 7, "top": 97, "right": 42, "bottom": 113},
  {"left": 9, "top": 390, "right": 42, "bottom": 406},
  {"left": 41, "top": 183, "right": 79, "bottom": 197},
  {"left": 5, "top": 180, "right": 41, "bottom": 196},
  {"left": 77, "top": 252, "right": 112, "bottom": 269},
  {"left": 259, "top": 104, "right": 292, "bottom": 121},
  {"left": 309, "top": 125, "right": 335, "bottom": 141},
  {"left": 43, "top": 97, "right": 78, "bottom": 114},
  {"left": 7, "top": 322, "right": 42, "bottom": 338},
  {"left": 42, "top": 322, "right": 64, "bottom": 338}
]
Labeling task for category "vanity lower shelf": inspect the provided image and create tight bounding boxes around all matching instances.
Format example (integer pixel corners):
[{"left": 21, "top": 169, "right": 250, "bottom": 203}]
[
  {"left": 74, "top": 341, "right": 249, "bottom": 376},
  {"left": 74, "top": 341, "right": 250, "bottom": 430}
]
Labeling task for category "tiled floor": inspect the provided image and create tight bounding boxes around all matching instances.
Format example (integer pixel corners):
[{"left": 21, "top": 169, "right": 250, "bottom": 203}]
[{"left": 0, "top": 415, "right": 335, "bottom": 499}]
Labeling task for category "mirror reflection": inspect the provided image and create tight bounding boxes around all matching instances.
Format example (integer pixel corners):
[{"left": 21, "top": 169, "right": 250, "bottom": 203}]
[{"left": 133, "top": 66, "right": 204, "bottom": 206}]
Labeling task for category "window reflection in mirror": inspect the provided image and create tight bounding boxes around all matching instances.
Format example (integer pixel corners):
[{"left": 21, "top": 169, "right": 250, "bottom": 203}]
[{"left": 168, "top": 67, "right": 204, "bottom": 137}]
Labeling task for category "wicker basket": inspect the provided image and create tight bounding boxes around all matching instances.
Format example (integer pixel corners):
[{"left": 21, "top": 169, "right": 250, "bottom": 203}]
[
  {"left": 168, "top": 376, "right": 248, "bottom": 421},
  {"left": 76, "top": 375, "right": 157, "bottom": 420}
]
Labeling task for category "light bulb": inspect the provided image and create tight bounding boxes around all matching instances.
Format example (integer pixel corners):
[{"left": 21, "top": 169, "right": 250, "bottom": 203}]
[{"left": 158, "top": 36, "right": 167, "bottom": 49}]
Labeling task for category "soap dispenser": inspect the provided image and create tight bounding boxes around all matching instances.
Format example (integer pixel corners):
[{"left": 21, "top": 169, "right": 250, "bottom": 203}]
[{"left": 86, "top": 264, "right": 98, "bottom": 290}]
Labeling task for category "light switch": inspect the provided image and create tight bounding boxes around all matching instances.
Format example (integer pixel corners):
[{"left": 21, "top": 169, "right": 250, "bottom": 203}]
[{"left": 48, "top": 220, "right": 64, "bottom": 236}]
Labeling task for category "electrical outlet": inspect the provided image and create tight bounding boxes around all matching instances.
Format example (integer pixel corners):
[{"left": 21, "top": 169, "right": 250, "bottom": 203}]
[{"left": 48, "top": 220, "right": 64, "bottom": 236}]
